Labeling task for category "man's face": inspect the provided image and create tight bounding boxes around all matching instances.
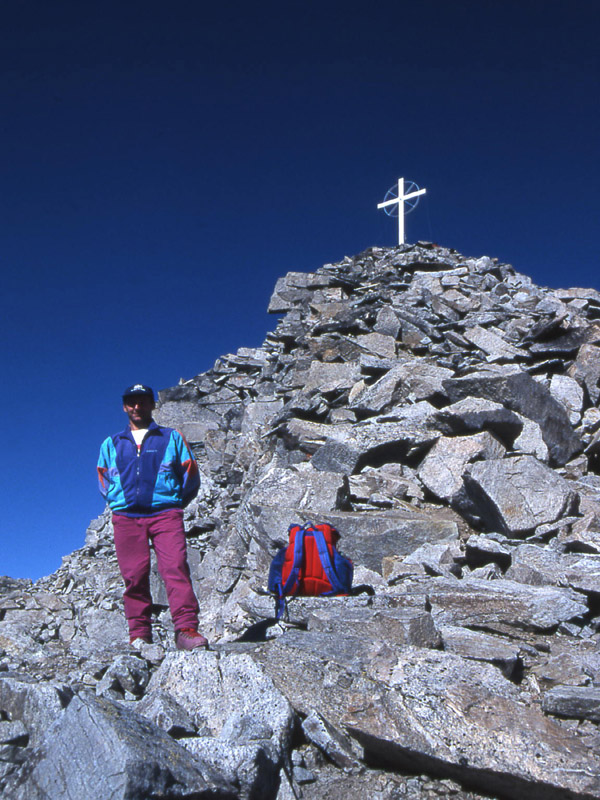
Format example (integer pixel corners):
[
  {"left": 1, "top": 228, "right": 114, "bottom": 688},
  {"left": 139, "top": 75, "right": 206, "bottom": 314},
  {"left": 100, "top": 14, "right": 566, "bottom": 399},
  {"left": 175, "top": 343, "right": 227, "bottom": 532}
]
[{"left": 123, "top": 395, "right": 155, "bottom": 430}]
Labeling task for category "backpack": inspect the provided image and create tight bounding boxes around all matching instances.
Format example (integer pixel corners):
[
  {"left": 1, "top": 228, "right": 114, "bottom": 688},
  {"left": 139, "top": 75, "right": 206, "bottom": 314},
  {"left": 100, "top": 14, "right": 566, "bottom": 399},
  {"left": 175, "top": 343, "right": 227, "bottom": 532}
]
[{"left": 268, "top": 522, "right": 353, "bottom": 619}]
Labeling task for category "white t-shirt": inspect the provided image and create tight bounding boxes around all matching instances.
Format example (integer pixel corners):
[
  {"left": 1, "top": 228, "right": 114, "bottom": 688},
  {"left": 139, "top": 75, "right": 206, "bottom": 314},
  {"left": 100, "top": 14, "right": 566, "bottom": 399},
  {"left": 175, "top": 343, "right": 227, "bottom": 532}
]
[{"left": 131, "top": 429, "right": 148, "bottom": 449}]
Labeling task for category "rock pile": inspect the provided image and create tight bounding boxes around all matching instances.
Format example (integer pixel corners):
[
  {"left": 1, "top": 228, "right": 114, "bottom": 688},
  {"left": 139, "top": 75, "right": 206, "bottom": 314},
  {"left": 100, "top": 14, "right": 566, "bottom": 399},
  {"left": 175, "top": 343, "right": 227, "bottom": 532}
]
[{"left": 3, "top": 242, "right": 600, "bottom": 798}]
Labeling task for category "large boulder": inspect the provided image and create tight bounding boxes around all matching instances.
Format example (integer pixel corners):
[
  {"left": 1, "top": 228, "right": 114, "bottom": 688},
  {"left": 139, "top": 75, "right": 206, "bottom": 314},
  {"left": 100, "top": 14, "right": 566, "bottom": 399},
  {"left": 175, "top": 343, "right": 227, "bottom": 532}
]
[
  {"left": 344, "top": 648, "right": 600, "bottom": 800},
  {"left": 7, "top": 694, "right": 234, "bottom": 800},
  {"left": 464, "top": 456, "right": 578, "bottom": 535},
  {"left": 421, "top": 576, "right": 588, "bottom": 633},
  {"left": 145, "top": 650, "right": 295, "bottom": 800}
]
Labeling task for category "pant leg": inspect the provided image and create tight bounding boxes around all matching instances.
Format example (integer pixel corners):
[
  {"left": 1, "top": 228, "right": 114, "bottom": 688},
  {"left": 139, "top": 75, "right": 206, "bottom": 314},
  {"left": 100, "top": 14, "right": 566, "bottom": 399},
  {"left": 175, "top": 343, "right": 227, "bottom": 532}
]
[
  {"left": 149, "top": 509, "right": 199, "bottom": 631},
  {"left": 112, "top": 514, "right": 153, "bottom": 639}
]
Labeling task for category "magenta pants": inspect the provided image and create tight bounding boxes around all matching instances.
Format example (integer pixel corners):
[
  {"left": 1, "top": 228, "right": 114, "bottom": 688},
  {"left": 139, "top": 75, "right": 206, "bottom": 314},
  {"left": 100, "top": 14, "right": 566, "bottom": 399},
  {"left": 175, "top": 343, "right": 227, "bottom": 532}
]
[{"left": 112, "top": 509, "right": 199, "bottom": 639}]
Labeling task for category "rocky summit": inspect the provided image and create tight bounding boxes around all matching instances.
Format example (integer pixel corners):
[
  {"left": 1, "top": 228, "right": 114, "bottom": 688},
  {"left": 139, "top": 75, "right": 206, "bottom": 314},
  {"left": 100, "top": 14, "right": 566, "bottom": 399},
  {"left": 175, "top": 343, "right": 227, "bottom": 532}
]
[{"left": 4, "top": 242, "right": 600, "bottom": 799}]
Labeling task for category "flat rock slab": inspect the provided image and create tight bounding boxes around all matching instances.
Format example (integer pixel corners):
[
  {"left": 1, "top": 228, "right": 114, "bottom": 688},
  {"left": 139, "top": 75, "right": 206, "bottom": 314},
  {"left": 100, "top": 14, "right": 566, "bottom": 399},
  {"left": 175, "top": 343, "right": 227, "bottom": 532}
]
[
  {"left": 303, "top": 599, "right": 441, "bottom": 651},
  {"left": 506, "top": 544, "right": 600, "bottom": 594},
  {"left": 285, "top": 417, "right": 438, "bottom": 468},
  {"left": 304, "top": 361, "right": 362, "bottom": 392},
  {"left": 435, "top": 397, "right": 523, "bottom": 444},
  {"left": 354, "top": 332, "right": 397, "bottom": 358},
  {"left": 313, "top": 509, "right": 458, "bottom": 574},
  {"left": 253, "top": 629, "right": 399, "bottom": 728},
  {"left": 415, "top": 576, "right": 588, "bottom": 633},
  {"left": 465, "top": 456, "right": 577, "bottom": 535},
  {"left": 350, "top": 360, "right": 454, "bottom": 413},
  {"left": 10, "top": 694, "right": 233, "bottom": 800},
  {"left": 438, "top": 625, "right": 522, "bottom": 678},
  {"left": 247, "top": 466, "right": 348, "bottom": 513},
  {"left": 254, "top": 633, "right": 600, "bottom": 800},
  {"left": 463, "top": 325, "right": 523, "bottom": 361},
  {"left": 343, "top": 648, "right": 600, "bottom": 800},
  {"left": 542, "top": 685, "right": 600, "bottom": 722}
]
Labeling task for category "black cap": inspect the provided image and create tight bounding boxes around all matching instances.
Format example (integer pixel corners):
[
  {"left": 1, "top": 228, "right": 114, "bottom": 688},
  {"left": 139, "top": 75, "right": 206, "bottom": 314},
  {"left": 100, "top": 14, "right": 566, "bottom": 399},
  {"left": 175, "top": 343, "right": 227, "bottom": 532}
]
[{"left": 122, "top": 383, "right": 155, "bottom": 401}]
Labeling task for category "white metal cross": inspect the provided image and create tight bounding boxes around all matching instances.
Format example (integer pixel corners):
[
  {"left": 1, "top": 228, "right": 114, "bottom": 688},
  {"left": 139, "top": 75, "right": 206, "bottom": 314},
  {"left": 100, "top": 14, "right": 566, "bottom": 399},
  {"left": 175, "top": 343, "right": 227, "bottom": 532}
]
[{"left": 377, "top": 177, "right": 427, "bottom": 245}]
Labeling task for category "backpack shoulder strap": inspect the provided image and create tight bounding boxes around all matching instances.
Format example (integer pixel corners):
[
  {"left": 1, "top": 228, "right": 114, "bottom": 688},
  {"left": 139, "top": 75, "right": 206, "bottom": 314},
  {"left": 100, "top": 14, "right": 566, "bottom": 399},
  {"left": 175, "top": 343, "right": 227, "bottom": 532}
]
[
  {"left": 280, "top": 526, "right": 306, "bottom": 598},
  {"left": 308, "top": 526, "right": 347, "bottom": 595}
]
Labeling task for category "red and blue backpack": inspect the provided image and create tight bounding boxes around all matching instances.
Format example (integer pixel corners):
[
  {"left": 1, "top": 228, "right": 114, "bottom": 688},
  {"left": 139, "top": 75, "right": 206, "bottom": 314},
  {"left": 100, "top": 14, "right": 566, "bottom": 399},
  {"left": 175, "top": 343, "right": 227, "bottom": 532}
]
[{"left": 268, "top": 522, "right": 354, "bottom": 618}]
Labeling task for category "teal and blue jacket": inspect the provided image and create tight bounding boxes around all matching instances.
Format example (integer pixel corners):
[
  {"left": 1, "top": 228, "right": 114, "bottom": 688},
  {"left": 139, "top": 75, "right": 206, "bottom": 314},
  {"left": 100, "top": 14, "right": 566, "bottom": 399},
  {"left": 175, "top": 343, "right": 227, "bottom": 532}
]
[{"left": 97, "top": 421, "right": 200, "bottom": 517}]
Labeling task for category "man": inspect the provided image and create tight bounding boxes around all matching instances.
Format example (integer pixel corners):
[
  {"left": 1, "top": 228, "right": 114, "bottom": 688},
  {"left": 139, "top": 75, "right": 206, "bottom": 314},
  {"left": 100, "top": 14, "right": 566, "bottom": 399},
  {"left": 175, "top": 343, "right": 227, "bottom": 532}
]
[{"left": 97, "top": 383, "right": 208, "bottom": 650}]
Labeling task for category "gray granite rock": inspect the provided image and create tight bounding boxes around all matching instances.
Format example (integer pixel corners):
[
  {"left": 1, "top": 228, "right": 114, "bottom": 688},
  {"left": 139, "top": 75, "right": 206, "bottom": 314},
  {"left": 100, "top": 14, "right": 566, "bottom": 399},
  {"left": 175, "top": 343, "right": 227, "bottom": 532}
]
[
  {"left": 464, "top": 456, "right": 577, "bottom": 535},
  {"left": 284, "top": 416, "right": 438, "bottom": 462},
  {"left": 309, "top": 509, "right": 458, "bottom": 574},
  {"left": 464, "top": 533, "right": 511, "bottom": 571},
  {"left": 549, "top": 374, "right": 584, "bottom": 424},
  {"left": 569, "top": 343, "right": 600, "bottom": 403},
  {"left": 95, "top": 653, "right": 149, "bottom": 698},
  {"left": 0, "top": 675, "right": 72, "bottom": 747},
  {"left": 247, "top": 466, "right": 348, "bottom": 513},
  {"left": 304, "top": 361, "right": 362, "bottom": 392},
  {"left": 434, "top": 397, "right": 523, "bottom": 444},
  {"left": 463, "top": 325, "right": 523, "bottom": 362},
  {"left": 512, "top": 416, "right": 549, "bottom": 461},
  {"left": 418, "top": 432, "right": 505, "bottom": 502},
  {"left": 399, "top": 537, "right": 463, "bottom": 579},
  {"left": 303, "top": 597, "right": 441, "bottom": 650},
  {"left": 9, "top": 242, "right": 600, "bottom": 798},
  {"left": 301, "top": 710, "right": 363, "bottom": 769},
  {"left": 145, "top": 650, "right": 295, "bottom": 798},
  {"left": 344, "top": 648, "right": 600, "bottom": 800},
  {"left": 444, "top": 367, "right": 581, "bottom": 465},
  {"left": 373, "top": 305, "right": 400, "bottom": 337},
  {"left": 438, "top": 625, "right": 522, "bottom": 679},
  {"left": 8, "top": 694, "right": 234, "bottom": 800},
  {"left": 0, "top": 720, "right": 28, "bottom": 746},
  {"left": 422, "top": 576, "right": 588, "bottom": 632},
  {"left": 542, "top": 685, "right": 600, "bottom": 722},
  {"left": 505, "top": 544, "right": 600, "bottom": 594},
  {"left": 137, "top": 689, "right": 198, "bottom": 737},
  {"left": 310, "top": 439, "right": 362, "bottom": 474}
]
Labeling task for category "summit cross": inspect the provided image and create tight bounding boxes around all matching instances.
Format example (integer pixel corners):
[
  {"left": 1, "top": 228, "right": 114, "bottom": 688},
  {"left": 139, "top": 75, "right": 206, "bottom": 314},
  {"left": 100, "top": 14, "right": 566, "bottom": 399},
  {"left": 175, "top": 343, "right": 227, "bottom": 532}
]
[{"left": 377, "top": 177, "right": 427, "bottom": 245}]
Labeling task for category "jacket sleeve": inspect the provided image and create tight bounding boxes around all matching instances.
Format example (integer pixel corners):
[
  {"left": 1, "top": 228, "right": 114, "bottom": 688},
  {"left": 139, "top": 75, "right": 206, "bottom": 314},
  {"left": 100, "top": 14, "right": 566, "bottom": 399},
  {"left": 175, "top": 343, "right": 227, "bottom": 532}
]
[
  {"left": 173, "top": 431, "right": 200, "bottom": 506},
  {"left": 97, "top": 438, "right": 113, "bottom": 500}
]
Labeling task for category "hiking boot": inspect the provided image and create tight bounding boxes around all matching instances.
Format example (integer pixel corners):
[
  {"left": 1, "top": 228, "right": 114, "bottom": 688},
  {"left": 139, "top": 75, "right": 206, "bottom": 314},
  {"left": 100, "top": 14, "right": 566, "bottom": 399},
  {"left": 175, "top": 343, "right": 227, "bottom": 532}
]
[
  {"left": 175, "top": 628, "right": 208, "bottom": 650},
  {"left": 130, "top": 634, "right": 152, "bottom": 646}
]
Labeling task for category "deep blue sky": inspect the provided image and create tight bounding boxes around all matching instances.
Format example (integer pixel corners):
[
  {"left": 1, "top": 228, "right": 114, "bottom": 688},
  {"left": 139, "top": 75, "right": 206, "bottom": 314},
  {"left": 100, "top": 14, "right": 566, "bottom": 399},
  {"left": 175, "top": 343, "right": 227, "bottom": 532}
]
[{"left": 2, "top": 1, "right": 598, "bottom": 579}]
